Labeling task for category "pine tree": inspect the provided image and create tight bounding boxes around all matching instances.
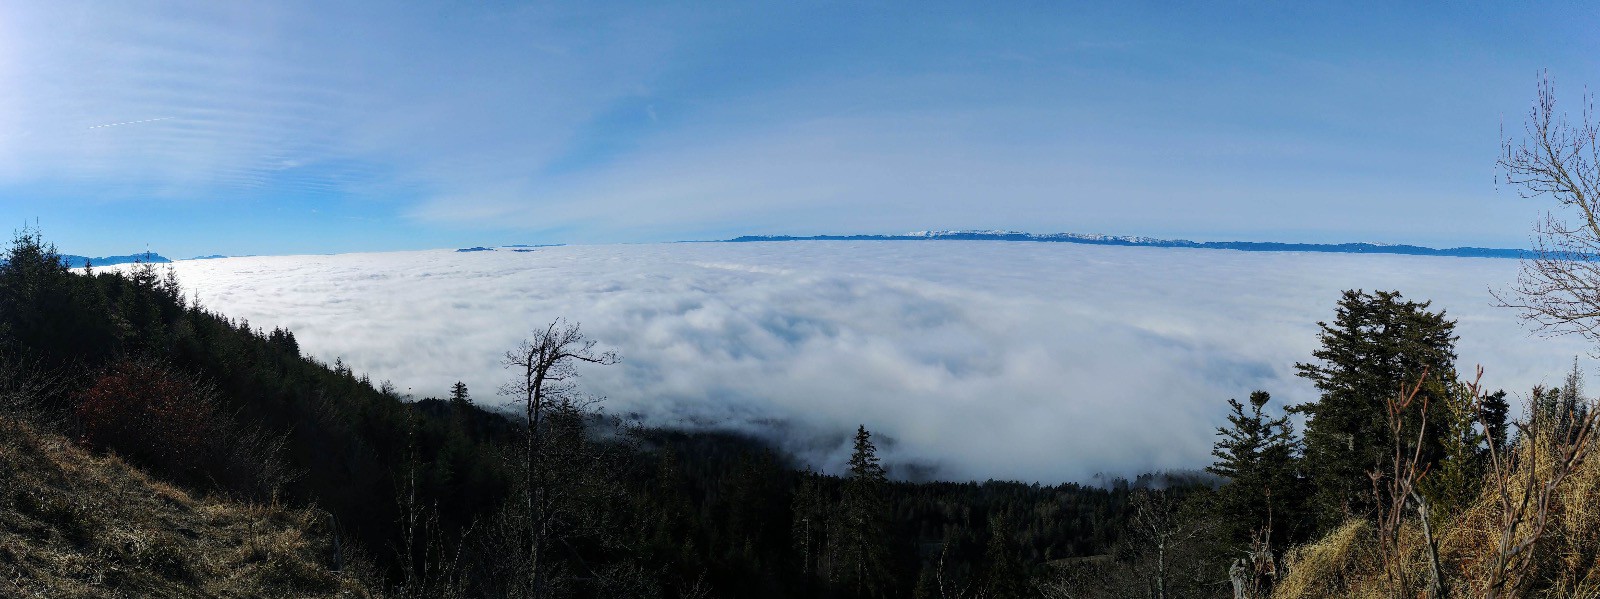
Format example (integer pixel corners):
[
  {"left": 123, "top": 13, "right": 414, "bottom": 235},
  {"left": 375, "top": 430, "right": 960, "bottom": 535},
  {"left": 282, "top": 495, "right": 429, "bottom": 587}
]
[
  {"left": 0, "top": 227, "right": 73, "bottom": 356},
  {"left": 449, "top": 381, "right": 471, "bottom": 407},
  {"left": 268, "top": 327, "right": 299, "bottom": 356},
  {"left": 1554, "top": 358, "right": 1589, "bottom": 442},
  {"left": 792, "top": 470, "right": 827, "bottom": 578},
  {"left": 833, "top": 425, "right": 891, "bottom": 597},
  {"left": 1293, "top": 290, "right": 1458, "bottom": 530},
  {"left": 1480, "top": 389, "right": 1511, "bottom": 453},
  {"left": 1419, "top": 377, "right": 1488, "bottom": 521},
  {"left": 1529, "top": 364, "right": 1589, "bottom": 447},
  {"left": 1208, "top": 391, "right": 1307, "bottom": 550},
  {"left": 980, "top": 510, "right": 1030, "bottom": 598}
]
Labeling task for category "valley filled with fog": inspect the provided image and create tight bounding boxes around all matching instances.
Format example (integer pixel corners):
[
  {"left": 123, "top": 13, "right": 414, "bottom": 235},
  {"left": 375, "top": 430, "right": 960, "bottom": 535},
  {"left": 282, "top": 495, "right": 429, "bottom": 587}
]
[{"left": 152, "top": 241, "right": 1589, "bottom": 483}]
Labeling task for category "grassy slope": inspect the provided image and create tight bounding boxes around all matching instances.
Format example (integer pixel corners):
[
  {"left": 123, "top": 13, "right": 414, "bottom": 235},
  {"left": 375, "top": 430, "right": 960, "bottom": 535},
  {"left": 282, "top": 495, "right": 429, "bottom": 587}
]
[
  {"left": 0, "top": 417, "right": 375, "bottom": 598},
  {"left": 1273, "top": 435, "right": 1600, "bottom": 598}
]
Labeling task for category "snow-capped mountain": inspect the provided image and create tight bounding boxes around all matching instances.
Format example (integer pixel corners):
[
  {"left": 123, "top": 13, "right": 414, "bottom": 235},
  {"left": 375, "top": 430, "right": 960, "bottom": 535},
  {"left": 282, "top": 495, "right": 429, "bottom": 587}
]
[{"left": 723, "top": 230, "right": 1525, "bottom": 259}]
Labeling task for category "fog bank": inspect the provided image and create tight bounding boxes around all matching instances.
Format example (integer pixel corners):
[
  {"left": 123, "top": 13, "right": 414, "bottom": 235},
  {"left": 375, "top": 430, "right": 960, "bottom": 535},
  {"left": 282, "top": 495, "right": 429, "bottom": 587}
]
[{"left": 151, "top": 242, "right": 1588, "bottom": 482}]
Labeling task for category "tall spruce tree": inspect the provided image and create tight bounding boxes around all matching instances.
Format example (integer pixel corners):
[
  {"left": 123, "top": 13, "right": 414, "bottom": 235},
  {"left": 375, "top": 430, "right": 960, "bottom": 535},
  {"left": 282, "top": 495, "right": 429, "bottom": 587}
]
[
  {"left": 1293, "top": 290, "right": 1458, "bottom": 530},
  {"left": 448, "top": 381, "right": 471, "bottom": 406},
  {"left": 833, "top": 425, "right": 891, "bottom": 597},
  {"left": 1208, "top": 391, "right": 1307, "bottom": 550},
  {"left": 0, "top": 228, "right": 75, "bottom": 359}
]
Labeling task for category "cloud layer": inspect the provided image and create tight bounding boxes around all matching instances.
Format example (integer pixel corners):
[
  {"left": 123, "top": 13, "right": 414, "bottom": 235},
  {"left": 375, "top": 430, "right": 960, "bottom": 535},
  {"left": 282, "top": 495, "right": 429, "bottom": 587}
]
[{"left": 154, "top": 242, "right": 1589, "bottom": 482}]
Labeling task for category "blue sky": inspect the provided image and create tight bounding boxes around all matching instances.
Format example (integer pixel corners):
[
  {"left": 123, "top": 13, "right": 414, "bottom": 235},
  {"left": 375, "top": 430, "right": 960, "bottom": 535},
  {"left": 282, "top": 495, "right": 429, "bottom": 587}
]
[{"left": 0, "top": 1, "right": 1596, "bottom": 258}]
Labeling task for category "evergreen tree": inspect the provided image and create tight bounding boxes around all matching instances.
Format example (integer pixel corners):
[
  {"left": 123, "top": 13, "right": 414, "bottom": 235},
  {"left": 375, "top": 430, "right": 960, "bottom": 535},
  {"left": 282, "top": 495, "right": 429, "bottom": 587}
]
[
  {"left": 1293, "top": 290, "right": 1459, "bottom": 530},
  {"left": 980, "top": 511, "right": 1030, "bottom": 598},
  {"left": 792, "top": 470, "right": 828, "bottom": 578},
  {"left": 1416, "top": 377, "right": 1489, "bottom": 528},
  {"left": 267, "top": 327, "right": 299, "bottom": 356},
  {"left": 1545, "top": 358, "right": 1590, "bottom": 443},
  {"left": 1208, "top": 391, "right": 1307, "bottom": 550},
  {"left": 0, "top": 228, "right": 78, "bottom": 360},
  {"left": 1529, "top": 372, "right": 1591, "bottom": 447},
  {"left": 1480, "top": 389, "right": 1511, "bottom": 452},
  {"left": 833, "top": 425, "right": 891, "bottom": 597},
  {"left": 449, "top": 381, "right": 471, "bottom": 406}
]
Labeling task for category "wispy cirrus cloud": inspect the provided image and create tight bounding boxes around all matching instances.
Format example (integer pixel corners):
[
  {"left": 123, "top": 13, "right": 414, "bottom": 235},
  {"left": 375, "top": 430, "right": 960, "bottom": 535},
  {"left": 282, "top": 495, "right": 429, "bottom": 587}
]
[{"left": 4, "top": 2, "right": 1588, "bottom": 256}]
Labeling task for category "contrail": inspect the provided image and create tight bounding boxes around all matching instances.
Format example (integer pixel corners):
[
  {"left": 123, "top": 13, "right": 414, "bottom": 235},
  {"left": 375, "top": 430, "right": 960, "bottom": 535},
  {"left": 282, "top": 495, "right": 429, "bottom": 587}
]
[{"left": 86, "top": 116, "right": 172, "bottom": 130}]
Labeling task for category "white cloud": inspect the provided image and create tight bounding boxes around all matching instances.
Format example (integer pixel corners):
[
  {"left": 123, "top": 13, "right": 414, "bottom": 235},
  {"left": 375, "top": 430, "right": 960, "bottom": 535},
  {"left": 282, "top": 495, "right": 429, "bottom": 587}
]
[
  {"left": 151, "top": 242, "right": 1590, "bottom": 482},
  {"left": 0, "top": 1, "right": 683, "bottom": 200}
]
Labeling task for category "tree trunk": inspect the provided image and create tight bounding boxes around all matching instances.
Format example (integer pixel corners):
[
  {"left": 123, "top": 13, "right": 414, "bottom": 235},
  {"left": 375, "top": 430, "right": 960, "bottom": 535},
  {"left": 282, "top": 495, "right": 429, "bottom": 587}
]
[
  {"left": 1155, "top": 540, "right": 1167, "bottom": 599},
  {"left": 1230, "top": 559, "right": 1250, "bottom": 599}
]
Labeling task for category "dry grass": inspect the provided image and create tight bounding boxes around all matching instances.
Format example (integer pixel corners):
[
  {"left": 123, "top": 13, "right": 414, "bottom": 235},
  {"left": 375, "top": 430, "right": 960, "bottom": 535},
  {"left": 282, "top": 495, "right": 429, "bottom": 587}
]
[
  {"left": 0, "top": 417, "right": 376, "bottom": 598},
  {"left": 1275, "top": 433, "right": 1600, "bottom": 598},
  {"left": 1273, "top": 519, "right": 1410, "bottom": 599}
]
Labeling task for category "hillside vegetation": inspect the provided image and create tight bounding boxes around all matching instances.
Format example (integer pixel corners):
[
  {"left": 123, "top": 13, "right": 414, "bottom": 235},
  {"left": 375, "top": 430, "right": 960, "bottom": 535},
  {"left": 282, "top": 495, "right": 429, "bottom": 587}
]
[
  {"left": 1271, "top": 406, "right": 1600, "bottom": 598},
  {"left": 0, "top": 415, "right": 375, "bottom": 597}
]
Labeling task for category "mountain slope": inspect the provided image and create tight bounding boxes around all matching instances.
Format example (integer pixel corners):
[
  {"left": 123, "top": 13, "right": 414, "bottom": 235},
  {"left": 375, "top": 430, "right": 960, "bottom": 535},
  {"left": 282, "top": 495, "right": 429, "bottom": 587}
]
[
  {"left": 60, "top": 252, "right": 171, "bottom": 268},
  {"left": 0, "top": 417, "right": 375, "bottom": 598}
]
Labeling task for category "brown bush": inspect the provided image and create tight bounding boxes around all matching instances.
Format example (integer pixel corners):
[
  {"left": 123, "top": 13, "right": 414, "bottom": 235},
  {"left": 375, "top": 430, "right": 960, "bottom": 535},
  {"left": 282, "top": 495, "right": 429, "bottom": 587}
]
[
  {"left": 73, "top": 359, "right": 298, "bottom": 500},
  {"left": 75, "top": 359, "right": 218, "bottom": 481}
]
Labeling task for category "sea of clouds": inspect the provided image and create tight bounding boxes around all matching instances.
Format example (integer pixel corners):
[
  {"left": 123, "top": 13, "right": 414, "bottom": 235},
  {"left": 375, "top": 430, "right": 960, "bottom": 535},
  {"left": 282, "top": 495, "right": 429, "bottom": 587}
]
[{"left": 151, "top": 241, "right": 1591, "bottom": 483}]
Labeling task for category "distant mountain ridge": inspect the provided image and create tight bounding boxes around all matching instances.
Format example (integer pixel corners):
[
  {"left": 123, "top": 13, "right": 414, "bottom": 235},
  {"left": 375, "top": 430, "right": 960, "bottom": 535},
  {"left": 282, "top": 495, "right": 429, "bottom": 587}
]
[
  {"left": 722, "top": 230, "right": 1527, "bottom": 259},
  {"left": 61, "top": 252, "right": 171, "bottom": 268}
]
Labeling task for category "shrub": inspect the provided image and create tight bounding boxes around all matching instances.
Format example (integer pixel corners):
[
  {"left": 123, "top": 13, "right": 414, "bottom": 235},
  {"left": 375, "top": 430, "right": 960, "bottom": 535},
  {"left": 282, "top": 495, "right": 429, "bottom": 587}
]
[{"left": 75, "top": 359, "right": 219, "bottom": 482}]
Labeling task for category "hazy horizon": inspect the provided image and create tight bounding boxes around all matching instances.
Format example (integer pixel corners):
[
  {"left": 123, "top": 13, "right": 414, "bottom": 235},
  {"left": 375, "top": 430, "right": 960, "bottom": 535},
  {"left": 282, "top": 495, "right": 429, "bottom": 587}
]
[{"left": 55, "top": 227, "right": 1540, "bottom": 263}]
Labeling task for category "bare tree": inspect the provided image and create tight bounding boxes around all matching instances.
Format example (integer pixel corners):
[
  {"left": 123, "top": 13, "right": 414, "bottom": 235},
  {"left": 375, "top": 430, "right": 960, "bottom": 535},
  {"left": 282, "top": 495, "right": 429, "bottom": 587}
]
[
  {"left": 1492, "top": 74, "right": 1600, "bottom": 342},
  {"left": 1229, "top": 503, "right": 1279, "bottom": 599},
  {"left": 498, "top": 319, "right": 619, "bottom": 596},
  {"left": 1128, "top": 489, "right": 1210, "bottom": 599},
  {"left": 929, "top": 541, "right": 988, "bottom": 599},
  {"left": 1480, "top": 73, "right": 1600, "bottom": 597}
]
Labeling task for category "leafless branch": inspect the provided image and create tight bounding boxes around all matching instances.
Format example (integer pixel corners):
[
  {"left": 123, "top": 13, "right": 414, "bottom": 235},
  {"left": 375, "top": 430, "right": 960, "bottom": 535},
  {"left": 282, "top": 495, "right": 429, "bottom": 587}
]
[
  {"left": 1492, "top": 73, "right": 1600, "bottom": 347},
  {"left": 1367, "top": 367, "right": 1434, "bottom": 596}
]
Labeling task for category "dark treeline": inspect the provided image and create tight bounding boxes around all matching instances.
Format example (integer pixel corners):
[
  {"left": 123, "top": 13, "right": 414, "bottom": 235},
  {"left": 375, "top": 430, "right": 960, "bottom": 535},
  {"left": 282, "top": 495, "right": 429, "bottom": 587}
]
[{"left": 0, "top": 228, "right": 1182, "bottom": 597}]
